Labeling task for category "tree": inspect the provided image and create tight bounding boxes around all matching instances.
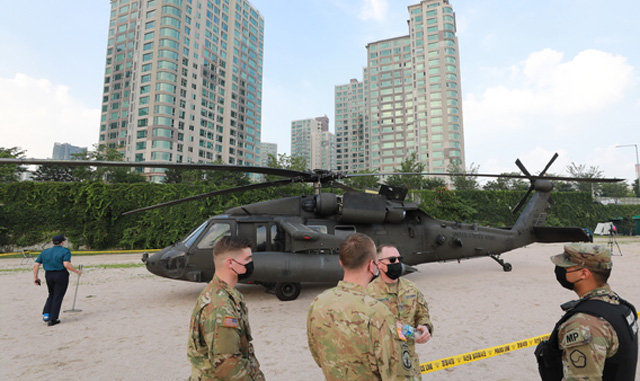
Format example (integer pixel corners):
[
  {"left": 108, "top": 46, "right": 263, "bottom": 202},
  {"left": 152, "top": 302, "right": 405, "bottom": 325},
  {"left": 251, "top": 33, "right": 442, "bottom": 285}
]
[
  {"left": 448, "top": 162, "right": 479, "bottom": 190},
  {"left": 342, "top": 169, "right": 381, "bottom": 191},
  {"left": 566, "top": 162, "right": 603, "bottom": 194},
  {"left": 483, "top": 172, "right": 529, "bottom": 191},
  {"left": 382, "top": 153, "right": 449, "bottom": 190},
  {"left": 633, "top": 179, "right": 640, "bottom": 197},
  {"left": 0, "top": 147, "right": 26, "bottom": 182},
  {"left": 32, "top": 165, "right": 76, "bottom": 182},
  {"left": 599, "top": 182, "right": 632, "bottom": 198}
]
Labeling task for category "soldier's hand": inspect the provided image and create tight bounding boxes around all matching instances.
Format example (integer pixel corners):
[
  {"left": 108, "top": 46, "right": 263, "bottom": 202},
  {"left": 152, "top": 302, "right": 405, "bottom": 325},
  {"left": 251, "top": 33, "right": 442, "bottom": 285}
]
[
  {"left": 415, "top": 325, "right": 431, "bottom": 344},
  {"left": 34, "top": 278, "right": 41, "bottom": 286}
]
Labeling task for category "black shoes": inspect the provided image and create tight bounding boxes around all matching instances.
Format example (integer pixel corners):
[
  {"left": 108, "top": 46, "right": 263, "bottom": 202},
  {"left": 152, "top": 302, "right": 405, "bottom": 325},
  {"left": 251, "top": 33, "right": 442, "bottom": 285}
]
[{"left": 47, "top": 319, "right": 60, "bottom": 326}]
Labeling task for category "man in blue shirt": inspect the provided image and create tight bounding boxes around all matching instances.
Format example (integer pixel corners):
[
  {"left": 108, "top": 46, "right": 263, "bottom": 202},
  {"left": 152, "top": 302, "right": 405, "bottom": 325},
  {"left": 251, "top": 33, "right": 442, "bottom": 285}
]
[{"left": 33, "top": 234, "right": 82, "bottom": 326}]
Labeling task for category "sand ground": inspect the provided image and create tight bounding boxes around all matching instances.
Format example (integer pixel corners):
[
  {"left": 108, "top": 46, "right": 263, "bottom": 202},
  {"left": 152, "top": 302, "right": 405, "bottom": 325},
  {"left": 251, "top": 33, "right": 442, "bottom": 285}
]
[{"left": 1, "top": 238, "right": 638, "bottom": 380}]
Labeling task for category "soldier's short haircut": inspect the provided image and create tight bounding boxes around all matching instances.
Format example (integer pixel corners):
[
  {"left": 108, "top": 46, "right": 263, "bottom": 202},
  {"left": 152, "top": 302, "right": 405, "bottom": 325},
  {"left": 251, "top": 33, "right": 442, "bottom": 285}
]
[
  {"left": 339, "top": 233, "right": 376, "bottom": 270},
  {"left": 213, "top": 236, "right": 252, "bottom": 258},
  {"left": 591, "top": 268, "right": 611, "bottom": 285},
  {"left": 376, "top": 244, "right": 396, "bottom": 255}
]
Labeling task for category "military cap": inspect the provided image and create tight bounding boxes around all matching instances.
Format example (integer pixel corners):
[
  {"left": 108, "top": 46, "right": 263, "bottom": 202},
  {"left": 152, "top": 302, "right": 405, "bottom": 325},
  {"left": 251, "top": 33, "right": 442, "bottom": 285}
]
[{"left": 550, "top": 243, "right": 612, "bottom": 271}]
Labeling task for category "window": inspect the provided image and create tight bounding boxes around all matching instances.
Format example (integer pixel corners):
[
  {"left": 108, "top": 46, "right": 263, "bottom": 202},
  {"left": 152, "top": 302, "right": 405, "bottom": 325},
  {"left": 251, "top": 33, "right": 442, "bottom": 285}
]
[{"left": 196, "top": 223, "right": 231, "bottom": 249}]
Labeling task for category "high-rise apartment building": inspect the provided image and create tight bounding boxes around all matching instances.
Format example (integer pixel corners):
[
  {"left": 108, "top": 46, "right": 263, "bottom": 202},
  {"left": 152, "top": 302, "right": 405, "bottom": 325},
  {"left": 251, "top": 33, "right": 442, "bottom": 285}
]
[
  {"left": 258, "top": 141, "right": 277, "bottom": 166},
  {"left": 52, "top": 143, "right": 87, "bottom": 160},
  {"left": 99, "top": 0, "right": 264, "bottom": 181},
  {"left": 339, "top": 0, "right": 465, "bottom": 174},
  {"left": 291, "top": 116, "right": 336, "bottom": 170},
  {"left": 335, "top": 79, "right": 367, "bottom": 172}
]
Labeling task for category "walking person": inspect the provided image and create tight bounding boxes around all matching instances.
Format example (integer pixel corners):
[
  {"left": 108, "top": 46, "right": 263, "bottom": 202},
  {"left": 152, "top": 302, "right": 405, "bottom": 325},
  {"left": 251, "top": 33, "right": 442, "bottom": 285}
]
[{"left": 32, "top": 234, "right": 82, "bottom": 326}]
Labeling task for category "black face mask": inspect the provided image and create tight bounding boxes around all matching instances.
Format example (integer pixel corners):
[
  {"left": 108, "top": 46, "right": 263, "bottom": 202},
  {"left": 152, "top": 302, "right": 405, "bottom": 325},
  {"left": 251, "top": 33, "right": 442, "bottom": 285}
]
[
  {"left": 236, "top": 260, "right": 254, "bottom": 280},
  {"left": 384, "top": 262, "right": 403, "bottom": 280},
  {"left": 554, "top": 266, "right": 574, "bottom": 290}
]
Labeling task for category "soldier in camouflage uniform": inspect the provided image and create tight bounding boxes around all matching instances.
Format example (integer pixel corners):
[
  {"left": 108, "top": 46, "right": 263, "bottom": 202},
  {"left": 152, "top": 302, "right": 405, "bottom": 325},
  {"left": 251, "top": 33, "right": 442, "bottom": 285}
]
[
  {"left": 367, "top": 245, "right": 433, "bottom": 377},
  {"left": 307, "top": 233, "right": 418, "bottom": 381},
  {"left": 535, "top": 243, "right": 638, "bottom": 380},
  {"left": 188, "top": 236, "right": 264, "bottom": 381}
]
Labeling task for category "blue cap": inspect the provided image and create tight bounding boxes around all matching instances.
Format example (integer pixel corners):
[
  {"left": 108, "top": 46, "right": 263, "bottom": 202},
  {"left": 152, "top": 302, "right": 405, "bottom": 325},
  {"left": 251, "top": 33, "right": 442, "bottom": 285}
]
[{"left": 52, "top": 234, "right": 66, "bottom": 244}]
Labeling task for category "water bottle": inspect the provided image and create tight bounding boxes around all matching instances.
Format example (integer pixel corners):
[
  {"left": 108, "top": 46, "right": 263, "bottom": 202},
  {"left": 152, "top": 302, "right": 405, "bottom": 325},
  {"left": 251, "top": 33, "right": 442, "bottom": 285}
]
[{"left": 401, "top": 324, "right": 416, "bottom": 339}]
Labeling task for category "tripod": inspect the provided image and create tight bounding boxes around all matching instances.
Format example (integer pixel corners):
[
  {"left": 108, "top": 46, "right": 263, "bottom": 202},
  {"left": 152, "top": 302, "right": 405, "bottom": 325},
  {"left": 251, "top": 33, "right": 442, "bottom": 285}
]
[{"left": 607, "top": 231, "right": 622, "bottom": 256}]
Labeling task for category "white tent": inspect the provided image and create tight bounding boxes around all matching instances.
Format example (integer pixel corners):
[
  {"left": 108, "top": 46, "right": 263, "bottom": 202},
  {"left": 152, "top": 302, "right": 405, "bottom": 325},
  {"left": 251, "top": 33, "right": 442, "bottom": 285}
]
[{"left": 594, "top": 222, "right": 614, "bottom": 235}]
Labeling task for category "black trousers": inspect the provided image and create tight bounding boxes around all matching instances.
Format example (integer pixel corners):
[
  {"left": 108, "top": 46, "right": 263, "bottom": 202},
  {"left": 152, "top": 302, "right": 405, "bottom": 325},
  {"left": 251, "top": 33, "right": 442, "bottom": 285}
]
[{"left": 43, "top": 270, "right": 69, "bottom": 321}]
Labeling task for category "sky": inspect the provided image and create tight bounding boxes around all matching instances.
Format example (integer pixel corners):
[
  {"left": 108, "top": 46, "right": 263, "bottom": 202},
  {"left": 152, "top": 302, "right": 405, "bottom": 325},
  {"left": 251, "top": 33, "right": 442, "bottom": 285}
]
[{"left": 0, "top": 0, "right": 639, "bottom": 184}]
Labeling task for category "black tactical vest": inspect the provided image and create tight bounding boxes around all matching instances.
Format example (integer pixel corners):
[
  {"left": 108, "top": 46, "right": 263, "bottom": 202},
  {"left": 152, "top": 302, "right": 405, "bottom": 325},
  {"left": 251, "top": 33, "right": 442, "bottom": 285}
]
[{"left": 535, "top": 297, "right": 638, "bottom": 381}]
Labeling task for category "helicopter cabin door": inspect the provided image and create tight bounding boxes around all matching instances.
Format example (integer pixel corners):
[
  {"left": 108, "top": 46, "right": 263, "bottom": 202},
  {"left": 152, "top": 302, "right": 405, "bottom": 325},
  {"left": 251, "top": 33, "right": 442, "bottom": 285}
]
[{"left": 253, "top": 222, "right": 283, "bottom": 252}]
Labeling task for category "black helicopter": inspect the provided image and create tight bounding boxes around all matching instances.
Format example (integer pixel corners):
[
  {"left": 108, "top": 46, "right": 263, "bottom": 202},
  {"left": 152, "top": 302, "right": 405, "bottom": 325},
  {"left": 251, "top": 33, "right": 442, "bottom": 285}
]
[{"left": 1, "top": 154, "right": 621, "bottom": 300}]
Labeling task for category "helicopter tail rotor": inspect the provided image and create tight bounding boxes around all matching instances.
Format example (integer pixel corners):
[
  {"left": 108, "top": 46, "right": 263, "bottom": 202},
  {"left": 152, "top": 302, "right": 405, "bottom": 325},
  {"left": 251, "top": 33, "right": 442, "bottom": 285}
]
[{"left": 511, "top": 153, "right": 558, "bottom": 215}]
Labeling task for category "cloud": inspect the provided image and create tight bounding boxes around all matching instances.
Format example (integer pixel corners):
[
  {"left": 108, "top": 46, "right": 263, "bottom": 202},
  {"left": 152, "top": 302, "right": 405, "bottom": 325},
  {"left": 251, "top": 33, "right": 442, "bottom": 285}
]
[
  {"left": 0, "top": 73, "right": 99, "bottom": 158},
  {"left": 464, "top": 49, "right": 635, "bottom": 133},
  {"left": 357, "top": 0, "right": 388, "bottom": 21}
]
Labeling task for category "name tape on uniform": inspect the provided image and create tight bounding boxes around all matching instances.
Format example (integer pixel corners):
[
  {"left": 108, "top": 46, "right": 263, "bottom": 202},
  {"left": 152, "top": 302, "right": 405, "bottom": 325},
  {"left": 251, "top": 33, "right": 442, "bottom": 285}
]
[
  {"left": 0, "top": 249, "right": 161, "bottom": 257},
  {"left": 420, "top": 311, "right": 640, "bottom": 374}
]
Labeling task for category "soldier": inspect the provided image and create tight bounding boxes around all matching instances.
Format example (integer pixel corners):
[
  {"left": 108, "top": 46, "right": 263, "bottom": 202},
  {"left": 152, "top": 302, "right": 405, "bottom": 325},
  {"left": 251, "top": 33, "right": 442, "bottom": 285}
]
[
  {"left": 535, "top": 243, "right": 638, "bottom": 380},
  {"left": 307, "top": 233, "right": 418, "bottom": 380},
  {"left": 187, "top": 236, "right": 264, "bottom": 381},
  {"left": 367, "top": 245, "right": 433, "bottom": 376}
]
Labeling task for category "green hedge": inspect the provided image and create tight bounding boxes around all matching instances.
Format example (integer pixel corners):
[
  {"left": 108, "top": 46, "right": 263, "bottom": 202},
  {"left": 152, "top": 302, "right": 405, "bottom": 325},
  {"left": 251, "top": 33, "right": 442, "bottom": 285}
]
[{"left": 1, "top": 183, "right": 638, "bottom": 249}]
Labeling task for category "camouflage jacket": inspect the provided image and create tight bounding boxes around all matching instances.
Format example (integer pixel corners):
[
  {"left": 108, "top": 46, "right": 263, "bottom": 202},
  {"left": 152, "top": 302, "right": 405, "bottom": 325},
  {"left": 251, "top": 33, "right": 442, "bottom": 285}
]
[
  {"left": 187, "top": 275, "right": 264, "bottom": 381},
  {"left": 557, "top": 285, "right": 619, "bottom": 380},
  {"left": 367, "top": 277, "right": 432, "bottom": 376},
  {"left": 307, "top": 281, "right": 418, "bottom": 381}
]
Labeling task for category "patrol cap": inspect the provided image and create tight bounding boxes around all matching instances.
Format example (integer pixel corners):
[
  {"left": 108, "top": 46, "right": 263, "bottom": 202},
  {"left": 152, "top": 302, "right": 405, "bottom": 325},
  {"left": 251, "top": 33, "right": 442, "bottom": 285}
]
[
  {"left": 52, "top": 234, "right": 66, "bottom": 244},
  {"left": 550, "top": 243, "right": 612, "bottom": 271}
]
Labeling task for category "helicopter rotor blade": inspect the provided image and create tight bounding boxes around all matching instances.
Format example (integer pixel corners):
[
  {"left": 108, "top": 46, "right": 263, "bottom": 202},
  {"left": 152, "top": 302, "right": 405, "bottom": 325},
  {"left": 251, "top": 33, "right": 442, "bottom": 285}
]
[
  {"left": 121, "top": 178, "right": 302, "bottom": 215},
  {"left": 343, "top": 171, "right": 622, "bottom": 183},
  {"left": 511, "top": 186, "right": 534, "bottom": 215},
  {"left": 539, "top": 153, "right": 559, "bottom": 177},
  {"left": 0, "top": 158, "right": 309, "bottom": 178},
  {"left": 515, "top": 159, "right": 532, "bottom": 178}
]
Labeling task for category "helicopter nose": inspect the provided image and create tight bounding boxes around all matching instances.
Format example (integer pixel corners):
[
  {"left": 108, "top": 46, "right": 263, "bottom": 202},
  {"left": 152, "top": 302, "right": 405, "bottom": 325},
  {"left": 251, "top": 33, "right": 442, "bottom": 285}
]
[
  {"left": 142, "top": 247, "right": 189, "bottom": 279},
  {"left": 402, "top": 263, "right": 418, "bottom": 275}
]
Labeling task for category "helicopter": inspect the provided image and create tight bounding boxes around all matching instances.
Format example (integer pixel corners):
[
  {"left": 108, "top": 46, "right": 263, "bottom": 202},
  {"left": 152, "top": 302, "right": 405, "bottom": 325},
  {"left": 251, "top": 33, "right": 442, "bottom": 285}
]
[{"left": 0, "top": 153, "right": 622, "bottom": 300}]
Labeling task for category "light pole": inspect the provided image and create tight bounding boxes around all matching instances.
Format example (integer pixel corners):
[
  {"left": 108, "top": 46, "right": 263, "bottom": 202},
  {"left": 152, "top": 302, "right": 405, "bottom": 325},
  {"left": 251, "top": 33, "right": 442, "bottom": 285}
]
[{"left": 616, "top": 144, "right": 639, "bottom": 196}]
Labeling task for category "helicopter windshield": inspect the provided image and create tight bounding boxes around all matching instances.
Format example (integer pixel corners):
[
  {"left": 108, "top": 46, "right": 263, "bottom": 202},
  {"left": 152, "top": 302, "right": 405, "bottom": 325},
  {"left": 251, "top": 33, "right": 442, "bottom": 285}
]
[
  {"left": 182, "top": 220, "right": 209, "bottom": 248},
  {"left": 196, "top": 223, "right": 231, "bottom": 249}
]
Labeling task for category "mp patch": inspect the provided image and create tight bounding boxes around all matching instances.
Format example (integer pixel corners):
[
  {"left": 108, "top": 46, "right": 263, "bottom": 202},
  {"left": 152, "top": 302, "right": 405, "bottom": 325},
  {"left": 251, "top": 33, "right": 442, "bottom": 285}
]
[
  {"left": 560, "top": 328, "right": 590, "bottom": 349},
  {"left": 569, "top": 349, "right": 587, "bottom": 368}
]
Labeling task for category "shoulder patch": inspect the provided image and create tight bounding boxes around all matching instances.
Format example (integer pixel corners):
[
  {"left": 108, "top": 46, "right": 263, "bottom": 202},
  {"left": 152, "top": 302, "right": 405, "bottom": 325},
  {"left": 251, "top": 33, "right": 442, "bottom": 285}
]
[
  {"left": 560, "top": 328, "right": 591, "bottom": 349},
  {"left": 569, "top": 349, "right": 587, "bottom": 368},
  {"left": 222, "top": 316, "right": 239, "bottom": 328}
]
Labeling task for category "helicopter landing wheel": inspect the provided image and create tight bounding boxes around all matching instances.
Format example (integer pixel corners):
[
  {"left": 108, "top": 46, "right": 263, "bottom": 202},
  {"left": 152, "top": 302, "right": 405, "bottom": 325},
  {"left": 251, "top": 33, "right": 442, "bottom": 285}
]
[
  {"left": 274, "top": 282, "right": 301, "bottom": 301},
  {"left": 490, "top": 254, "right": 512, "bottom": 272}
]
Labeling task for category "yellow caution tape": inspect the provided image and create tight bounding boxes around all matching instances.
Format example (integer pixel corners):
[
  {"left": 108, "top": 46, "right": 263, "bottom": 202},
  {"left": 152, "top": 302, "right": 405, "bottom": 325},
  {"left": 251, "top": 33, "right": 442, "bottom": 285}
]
[
  {"left": 0, "top": 249, "right": 161, "bottom": 257},
  {"left": 421, "top": 311, "right": 640, "bottom": 374}
]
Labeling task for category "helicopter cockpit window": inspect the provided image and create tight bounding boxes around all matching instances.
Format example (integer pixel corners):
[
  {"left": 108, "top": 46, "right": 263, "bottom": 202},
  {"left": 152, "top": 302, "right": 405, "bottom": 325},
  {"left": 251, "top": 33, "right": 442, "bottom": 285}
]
[
  {"left": 196, "top": 223, "right": 231, "bottom": 250},
  {"left": 255, "top": 225, "right": 267, "bottom": 251},
  {"left": 334, "top": 225, "right": 356, "bottom": 239},
  {"left": 182, "top": 220, "right": 210, "bottom": 248},
  {"left": 307, "top": 225, "right": 328, "bottom": 234}
]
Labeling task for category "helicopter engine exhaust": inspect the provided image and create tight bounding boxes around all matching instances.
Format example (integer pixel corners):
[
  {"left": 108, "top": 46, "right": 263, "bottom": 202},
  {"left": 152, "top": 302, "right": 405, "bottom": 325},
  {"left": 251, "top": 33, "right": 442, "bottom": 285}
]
[
  {"left": 247, "top": 252, "right": 418, "bottom": 283},
  {"left": 248, "top": 252, "right": 343, "bottom": 283}
]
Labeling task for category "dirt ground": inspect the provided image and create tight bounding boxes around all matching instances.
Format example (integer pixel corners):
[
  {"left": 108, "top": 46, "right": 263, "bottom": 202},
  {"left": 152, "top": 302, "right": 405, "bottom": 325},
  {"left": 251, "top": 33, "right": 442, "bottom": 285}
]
[{"left": 1, "top": 238, "right": 638, "bottom": 380}]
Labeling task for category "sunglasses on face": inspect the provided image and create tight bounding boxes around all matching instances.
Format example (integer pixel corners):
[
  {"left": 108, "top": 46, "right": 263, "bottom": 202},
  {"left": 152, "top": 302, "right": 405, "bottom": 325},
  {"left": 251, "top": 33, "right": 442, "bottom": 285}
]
[{"left": 379, "top": 256, "right": 403, "bottom": 263}]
